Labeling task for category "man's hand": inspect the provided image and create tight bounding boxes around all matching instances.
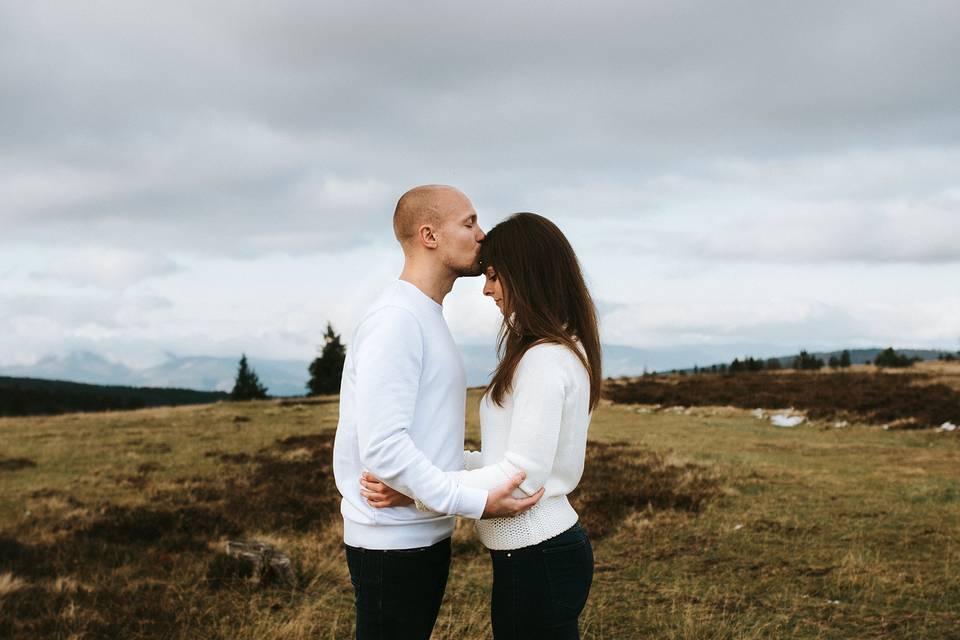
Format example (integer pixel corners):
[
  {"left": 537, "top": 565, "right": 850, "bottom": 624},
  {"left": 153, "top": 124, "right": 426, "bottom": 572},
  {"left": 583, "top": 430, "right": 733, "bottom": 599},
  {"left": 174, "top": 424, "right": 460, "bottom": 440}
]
[
  {"left": 482, "top": 472, "right": 544, "bottom": 519},
  {"left": 360, "top": 472, "right": 415, "bottom": 508}
]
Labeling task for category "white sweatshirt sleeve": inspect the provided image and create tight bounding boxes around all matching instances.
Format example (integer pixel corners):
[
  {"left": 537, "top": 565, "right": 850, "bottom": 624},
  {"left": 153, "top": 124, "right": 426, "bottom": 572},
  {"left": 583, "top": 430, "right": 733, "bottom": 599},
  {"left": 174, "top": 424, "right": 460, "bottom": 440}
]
[
  {"left": 354, "top": 306, "right": 488, "bottom": 519},
  {"left": 453, "top": 346, "right": 566, "bottom": 497}
]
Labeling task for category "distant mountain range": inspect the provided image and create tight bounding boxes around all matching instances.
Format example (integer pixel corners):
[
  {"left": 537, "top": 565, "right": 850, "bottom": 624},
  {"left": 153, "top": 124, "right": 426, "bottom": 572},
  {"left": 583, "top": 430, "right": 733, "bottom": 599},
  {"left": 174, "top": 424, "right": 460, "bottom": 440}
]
[
  {"left": 0, "top": 346, "right": 727, "bottom": 395},
  {"left": 0, "top": 352, "right": 311, "bottom": 397},
  {"left": 1, "top": 346, "right": 955, "bottom": 396}
]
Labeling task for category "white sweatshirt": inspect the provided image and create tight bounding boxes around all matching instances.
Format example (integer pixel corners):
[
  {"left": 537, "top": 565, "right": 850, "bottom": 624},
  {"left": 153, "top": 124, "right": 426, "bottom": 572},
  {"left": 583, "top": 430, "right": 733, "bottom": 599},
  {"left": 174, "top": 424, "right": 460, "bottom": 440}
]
[
  {"left": 454, "top": 342, "right": 592, "bottom": 550},
  {"left": 332, "top": 280, "right": 488, "bottom": 550}
]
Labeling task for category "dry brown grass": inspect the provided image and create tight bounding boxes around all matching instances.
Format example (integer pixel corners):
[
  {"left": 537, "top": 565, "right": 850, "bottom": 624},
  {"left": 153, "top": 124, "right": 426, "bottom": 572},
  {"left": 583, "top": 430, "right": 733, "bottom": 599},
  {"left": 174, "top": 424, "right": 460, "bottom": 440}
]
[
  {"left": 1, "top": 391, "right": 958, "bottom": 638},
  {"left": 0, "top": 405, "right": 716, "bottom": 639}
]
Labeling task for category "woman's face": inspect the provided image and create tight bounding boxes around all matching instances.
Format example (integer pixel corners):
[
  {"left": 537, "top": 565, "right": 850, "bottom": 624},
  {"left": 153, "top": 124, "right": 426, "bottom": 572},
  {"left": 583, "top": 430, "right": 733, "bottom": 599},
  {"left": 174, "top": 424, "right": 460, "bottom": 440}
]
[{"left": 482, "top": 266, "right": 506, "bottom": 315}]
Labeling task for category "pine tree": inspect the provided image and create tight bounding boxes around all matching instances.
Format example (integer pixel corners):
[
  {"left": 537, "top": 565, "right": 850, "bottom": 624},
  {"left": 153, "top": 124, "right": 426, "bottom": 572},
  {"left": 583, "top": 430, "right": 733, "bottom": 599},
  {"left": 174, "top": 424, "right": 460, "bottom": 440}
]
[
  {"left": 230, "top": 354, "right": 268, "bottom": 400},
  {"left": 793, "top": 350, "right": 824, "bottom": 370},
  {"left": 874, "top": 347, "right": 915, "bottom": 368},
  {"left": 840, "top": 350, "right": 851, "bottom": 368},
  {"left": 307, "top": 322, "right": 347, "bottom": 395}
]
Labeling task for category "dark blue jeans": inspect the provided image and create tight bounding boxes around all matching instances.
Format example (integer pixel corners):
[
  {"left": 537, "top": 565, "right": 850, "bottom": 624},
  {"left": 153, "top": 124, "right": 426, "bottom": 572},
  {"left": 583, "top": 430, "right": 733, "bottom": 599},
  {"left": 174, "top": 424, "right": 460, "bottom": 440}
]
[
  {"left": 489, "top": 522, "right": 594, "bottom": 639},
  {"left": 345, "top": 537, "right": 451, "bottom": 640}
]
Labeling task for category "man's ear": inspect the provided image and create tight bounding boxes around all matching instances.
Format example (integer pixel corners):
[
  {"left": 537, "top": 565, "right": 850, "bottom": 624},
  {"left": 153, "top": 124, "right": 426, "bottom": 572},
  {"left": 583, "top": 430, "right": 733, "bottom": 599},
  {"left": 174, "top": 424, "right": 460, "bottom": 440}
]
[{"left": 417, "top": 224, "right": 439, "bottom": 249}]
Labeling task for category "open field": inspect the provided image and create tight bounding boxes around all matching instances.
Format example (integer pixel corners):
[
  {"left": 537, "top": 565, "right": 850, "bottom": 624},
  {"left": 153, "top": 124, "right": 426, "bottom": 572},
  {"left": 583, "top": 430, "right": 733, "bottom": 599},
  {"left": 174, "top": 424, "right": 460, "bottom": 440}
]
[{"left": 2, "top": 385, "right": 959, "bottom": 639}]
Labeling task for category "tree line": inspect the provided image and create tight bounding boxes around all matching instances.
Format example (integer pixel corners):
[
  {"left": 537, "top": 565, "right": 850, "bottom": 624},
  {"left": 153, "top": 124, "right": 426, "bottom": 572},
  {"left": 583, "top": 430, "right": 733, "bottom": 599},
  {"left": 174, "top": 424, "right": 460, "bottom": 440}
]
[
  {"left": 683, "top": 347, "right": 932, "bottom": 376},
  {"left": 0, "top": 377, "right": 227, "bottom": 417}
]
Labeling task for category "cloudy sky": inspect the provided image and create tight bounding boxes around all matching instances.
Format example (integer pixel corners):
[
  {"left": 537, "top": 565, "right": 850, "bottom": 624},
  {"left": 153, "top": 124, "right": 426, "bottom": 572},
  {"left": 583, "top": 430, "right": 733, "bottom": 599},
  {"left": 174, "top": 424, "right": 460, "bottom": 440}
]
[{"left": 2, "top": 0, "right": 959, "bottom": 372}]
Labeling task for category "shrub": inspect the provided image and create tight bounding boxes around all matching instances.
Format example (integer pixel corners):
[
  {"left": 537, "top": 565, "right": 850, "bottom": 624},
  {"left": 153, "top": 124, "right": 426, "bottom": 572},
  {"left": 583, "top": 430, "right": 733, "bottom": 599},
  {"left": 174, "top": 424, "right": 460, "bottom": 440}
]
[{"left": 874, "top": 347, "right": 918, "bottom": 369}]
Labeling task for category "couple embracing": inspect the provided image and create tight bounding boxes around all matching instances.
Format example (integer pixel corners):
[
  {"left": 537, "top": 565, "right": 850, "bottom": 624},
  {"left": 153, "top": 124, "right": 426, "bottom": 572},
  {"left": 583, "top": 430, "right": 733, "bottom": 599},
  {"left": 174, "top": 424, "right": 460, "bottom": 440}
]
[{"left": 332, "top": 185, "right": 602, "bottom": 639}]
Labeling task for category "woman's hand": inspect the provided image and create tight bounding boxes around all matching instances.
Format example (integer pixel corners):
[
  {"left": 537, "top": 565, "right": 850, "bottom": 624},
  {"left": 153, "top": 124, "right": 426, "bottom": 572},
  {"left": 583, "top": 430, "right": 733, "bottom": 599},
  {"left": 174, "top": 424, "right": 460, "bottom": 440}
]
[{"left": 360, "top": 472, "right": 415, "bottom": 508}]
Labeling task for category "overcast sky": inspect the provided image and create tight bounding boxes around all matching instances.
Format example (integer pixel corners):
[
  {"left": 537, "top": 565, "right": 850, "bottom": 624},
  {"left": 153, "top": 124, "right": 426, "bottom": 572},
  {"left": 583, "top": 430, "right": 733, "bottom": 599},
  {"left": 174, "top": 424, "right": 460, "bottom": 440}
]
[{"left": 2, "top": 0, "right": 959, "bottom": 370}]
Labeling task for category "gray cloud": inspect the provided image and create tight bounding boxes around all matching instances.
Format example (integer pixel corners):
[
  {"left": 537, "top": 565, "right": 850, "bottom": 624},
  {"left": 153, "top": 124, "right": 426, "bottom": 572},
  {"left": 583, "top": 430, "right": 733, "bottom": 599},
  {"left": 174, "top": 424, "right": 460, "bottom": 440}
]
[
  {"left": 2, "top": 1, "right": 959, "bottom": 259},
  {"left": 693, "top": 198, "right": 960, "bottom": 264},
  {"left": 31, "top": 251, "right": 183, "bottom": 289}
]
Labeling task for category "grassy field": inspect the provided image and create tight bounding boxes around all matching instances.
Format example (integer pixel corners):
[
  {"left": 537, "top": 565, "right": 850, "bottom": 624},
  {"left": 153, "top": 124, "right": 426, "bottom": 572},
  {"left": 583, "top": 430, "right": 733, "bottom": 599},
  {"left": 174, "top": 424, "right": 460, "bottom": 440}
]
[{"left": 1, "top": 379, "right": 959, "bottom": 639}]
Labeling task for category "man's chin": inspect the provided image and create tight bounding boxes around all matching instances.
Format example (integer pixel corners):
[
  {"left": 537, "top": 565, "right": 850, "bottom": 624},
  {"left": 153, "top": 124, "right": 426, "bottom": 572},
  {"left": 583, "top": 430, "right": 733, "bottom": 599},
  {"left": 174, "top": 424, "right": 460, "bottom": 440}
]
[{"left": 456, "top": 262, "right": 484, "bottom": 277}]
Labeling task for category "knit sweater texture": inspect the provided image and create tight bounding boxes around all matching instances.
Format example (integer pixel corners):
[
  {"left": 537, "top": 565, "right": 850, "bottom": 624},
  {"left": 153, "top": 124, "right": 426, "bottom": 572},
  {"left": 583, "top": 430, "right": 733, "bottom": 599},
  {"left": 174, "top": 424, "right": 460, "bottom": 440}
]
[{"left": 455, "top": 342, "right": 591, "bottom": 550}]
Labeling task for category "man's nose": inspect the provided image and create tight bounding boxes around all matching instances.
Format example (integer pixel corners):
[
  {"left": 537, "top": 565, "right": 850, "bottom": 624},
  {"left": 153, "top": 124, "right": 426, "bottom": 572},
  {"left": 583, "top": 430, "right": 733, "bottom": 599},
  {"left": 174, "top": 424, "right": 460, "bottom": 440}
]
[{"left": 476, "top": 227, "right": 486, "bottom": 242}]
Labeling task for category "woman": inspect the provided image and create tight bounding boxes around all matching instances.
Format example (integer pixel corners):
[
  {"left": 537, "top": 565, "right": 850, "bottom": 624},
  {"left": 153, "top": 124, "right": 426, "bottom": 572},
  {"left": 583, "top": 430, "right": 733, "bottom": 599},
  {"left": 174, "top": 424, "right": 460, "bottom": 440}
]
[{"left": 363, "top": 212, "right": 602, "bottom": 639}]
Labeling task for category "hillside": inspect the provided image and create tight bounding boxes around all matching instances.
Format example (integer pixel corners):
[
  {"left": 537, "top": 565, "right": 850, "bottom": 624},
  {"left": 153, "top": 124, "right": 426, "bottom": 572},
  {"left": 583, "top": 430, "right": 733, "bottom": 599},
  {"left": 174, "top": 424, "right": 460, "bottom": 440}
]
[
  {"left": 0, "top": 376, "right": 228, "bottom": 417},
  {"left": 606, "top": 362, "right": 960, "bottom": 429}
]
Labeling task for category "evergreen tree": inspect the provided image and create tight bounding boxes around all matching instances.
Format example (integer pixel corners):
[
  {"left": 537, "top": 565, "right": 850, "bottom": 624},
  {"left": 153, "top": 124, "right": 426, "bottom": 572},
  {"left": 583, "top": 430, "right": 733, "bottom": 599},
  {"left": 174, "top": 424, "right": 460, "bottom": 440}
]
[
  {"left": 307, "top": 322, "right": 347, "bottom": 395},
  {"left": 828, "top": 355, "right": 839, "bottom": 368},
  {"left": 765, "top": 357, "right": 782, "bottom": 370},
  {"left": 840, "top": 349, "right": 851, "bottom": 368},
  {"left": 230, "top": 354, "right": 268, "bottom": 400},
  {"left": 874, "top": 347, "right": 916, "bottom": 368},
  {"left": 792, "top": 349, "right": 824, "bottom": 370}
]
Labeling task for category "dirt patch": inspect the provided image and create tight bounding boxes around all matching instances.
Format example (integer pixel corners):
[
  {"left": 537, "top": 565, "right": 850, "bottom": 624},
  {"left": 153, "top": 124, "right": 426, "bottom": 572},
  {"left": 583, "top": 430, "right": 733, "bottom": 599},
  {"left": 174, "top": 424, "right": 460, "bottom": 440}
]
[
  {"left": 606, "top": 372, "right": 960, "bottom": 428},
  {"left": 204, "top": 450, "right": 252, "bottom": 464},
  {"left": 571, "top": 441, "right": 720, "bottom": 540},
  {"left": 0, "top": 457, "right": 37, "bottom": 471},
  {"left": 81, "top": 504, "right": 236, "bottom": 548},
  {"left": 139, "top": 443, "right": 172, "bottom": 455}
]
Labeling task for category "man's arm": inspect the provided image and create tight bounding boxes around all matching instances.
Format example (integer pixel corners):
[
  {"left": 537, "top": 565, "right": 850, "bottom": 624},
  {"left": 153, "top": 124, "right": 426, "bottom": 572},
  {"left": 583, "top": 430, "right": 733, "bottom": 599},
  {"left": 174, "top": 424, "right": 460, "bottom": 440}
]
[
  {"left": 361, "top": 470, "right": 543, "bottom": 517},
  {"left": 354, "top": 306, "right": 487, "bottom": 518}
]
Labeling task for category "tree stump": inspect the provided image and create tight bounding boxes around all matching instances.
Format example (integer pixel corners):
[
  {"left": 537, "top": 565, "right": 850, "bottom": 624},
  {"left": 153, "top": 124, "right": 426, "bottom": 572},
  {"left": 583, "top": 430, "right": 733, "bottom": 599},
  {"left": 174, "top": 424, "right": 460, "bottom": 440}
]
[{"left": 225, "top": 540, "right": 295, "bottom": 587}]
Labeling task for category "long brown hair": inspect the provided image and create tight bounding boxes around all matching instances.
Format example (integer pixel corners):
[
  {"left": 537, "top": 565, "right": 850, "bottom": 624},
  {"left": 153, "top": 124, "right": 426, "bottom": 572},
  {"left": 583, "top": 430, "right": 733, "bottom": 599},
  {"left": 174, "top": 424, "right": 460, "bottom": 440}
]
[{"left": 480, "top": 213, "right": 602, "bottom": 410}]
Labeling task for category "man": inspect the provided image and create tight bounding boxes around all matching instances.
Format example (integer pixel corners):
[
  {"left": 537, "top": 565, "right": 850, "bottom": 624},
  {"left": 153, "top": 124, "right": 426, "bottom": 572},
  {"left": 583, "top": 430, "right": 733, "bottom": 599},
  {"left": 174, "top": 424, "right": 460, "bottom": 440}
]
[{"left": 332, "top": 185, "right": 541, "bottom": 640}]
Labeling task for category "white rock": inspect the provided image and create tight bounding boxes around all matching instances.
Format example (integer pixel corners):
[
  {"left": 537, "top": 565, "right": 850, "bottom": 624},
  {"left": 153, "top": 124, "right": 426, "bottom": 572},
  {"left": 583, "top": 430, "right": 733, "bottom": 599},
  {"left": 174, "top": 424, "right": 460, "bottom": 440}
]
[
  {"left": 751, "top": 408, "right": 765, "bottom": 419},
  {"left": 771, "top": 414, "right": 805, "bottom": 428},
  {"left": 939, "top": 422, "right": 957, "bottom": 432}
]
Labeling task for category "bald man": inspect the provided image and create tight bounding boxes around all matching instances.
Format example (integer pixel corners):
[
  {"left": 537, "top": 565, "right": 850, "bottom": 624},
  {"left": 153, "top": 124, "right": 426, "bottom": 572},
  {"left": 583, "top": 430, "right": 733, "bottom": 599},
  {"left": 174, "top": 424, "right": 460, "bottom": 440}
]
[{"left": 332, "top": 186, "right": 540, "bottom": 640}]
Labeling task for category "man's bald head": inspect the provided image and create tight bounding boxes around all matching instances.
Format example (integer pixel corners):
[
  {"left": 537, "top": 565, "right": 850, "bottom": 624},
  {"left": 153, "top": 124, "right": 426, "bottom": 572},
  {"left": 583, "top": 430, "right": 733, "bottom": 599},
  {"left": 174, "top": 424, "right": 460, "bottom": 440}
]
[{"left": 393, "top": 185, "right": 469, "bottom": 249}]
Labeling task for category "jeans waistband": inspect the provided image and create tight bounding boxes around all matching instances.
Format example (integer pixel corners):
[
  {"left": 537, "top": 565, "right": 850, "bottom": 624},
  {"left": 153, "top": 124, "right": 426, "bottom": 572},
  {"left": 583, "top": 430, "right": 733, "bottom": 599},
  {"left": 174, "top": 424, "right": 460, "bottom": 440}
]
[
  {"left": 345, "top": 536, "right": 451, "bottom": 555},
  {"left": 488, "top": 522, "right": 586, "bottom": 557}
]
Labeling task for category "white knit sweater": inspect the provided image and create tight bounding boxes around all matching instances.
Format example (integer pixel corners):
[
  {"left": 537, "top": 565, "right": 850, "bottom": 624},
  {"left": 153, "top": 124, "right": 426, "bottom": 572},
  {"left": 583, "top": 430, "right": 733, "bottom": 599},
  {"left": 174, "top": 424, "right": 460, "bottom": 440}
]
[{"left": 454, "top": 342, "right": 592, "bottom": 550}]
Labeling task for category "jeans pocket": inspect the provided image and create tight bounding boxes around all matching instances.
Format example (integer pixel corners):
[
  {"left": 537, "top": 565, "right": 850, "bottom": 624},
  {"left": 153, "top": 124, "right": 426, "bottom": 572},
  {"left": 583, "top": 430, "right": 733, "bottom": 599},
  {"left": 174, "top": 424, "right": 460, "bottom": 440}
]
[{"left": 542, "top": 537, "right": 593, "bottom": 623}]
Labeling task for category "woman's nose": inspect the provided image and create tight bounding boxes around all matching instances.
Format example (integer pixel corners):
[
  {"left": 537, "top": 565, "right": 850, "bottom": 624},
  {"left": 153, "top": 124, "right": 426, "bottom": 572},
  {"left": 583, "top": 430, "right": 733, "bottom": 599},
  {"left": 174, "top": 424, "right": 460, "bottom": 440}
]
[{"left": 483, "top": 283, "right": 493, "bottom": 296}]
